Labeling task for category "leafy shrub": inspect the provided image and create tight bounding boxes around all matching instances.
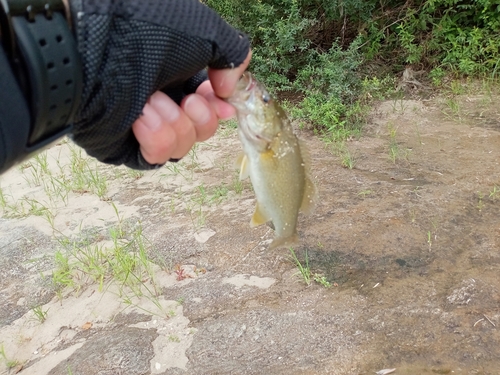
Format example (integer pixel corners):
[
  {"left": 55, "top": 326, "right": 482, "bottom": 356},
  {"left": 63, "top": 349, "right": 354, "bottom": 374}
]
[
  {"left": 205, "top": 0, "right": 367, "bottom": 136},
  {"left": 290, "top": 39, "right": 364, "bottom": 136},
  {"left": 205, "top": 0, "right": 500, "bottom": 137},
  {"left": 363, "top": 0, "right": 500, "bottom": 76}
]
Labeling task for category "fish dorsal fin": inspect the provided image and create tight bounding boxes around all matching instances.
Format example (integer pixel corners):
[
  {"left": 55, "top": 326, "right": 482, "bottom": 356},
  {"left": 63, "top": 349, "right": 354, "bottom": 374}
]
[
  {"left": 298, "top": 139, "right": 318, "bottom": 215},
  {"left": 236, "top": 153, "right": 250, "bottom": 181},
  {"left": 298, "top": 138, "right": 312, "bottom": 174},
  {"left": 300, "top": 176, "right": 317, "bottom": 215},
  {"left": 250, "top": 203, "right": 271, "bottom": 228}
]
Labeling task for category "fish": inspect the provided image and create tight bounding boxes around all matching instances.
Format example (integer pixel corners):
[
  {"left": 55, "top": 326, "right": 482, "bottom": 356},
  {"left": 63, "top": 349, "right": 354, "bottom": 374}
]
[{"left": 226, "top": 72, "right": 317, "bottom": 250}]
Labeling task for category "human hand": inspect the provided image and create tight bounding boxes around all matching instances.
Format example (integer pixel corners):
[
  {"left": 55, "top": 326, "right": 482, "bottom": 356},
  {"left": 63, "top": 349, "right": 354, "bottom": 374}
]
[
  {"left": 68, "top": 0, "right": 250, "bottom": 169},
  {"left": 132, "top": 51, "right": 251, "bottom": 164}
]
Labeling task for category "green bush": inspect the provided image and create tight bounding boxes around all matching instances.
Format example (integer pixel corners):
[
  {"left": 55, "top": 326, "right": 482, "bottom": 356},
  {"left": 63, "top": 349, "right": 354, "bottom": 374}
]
[
  {"left": 205, "top": 0, "right": 500, "bottom": 137},
  {"left": 205, "top": 0, "right": 367, "bottom": 136},
  {"left": 206, "top": 0, "right": 315, "bottom": 90},
  {"left": 363, "top": 0, "right": 500, "bottom": 76},
  {"left": 290, "top": 39, "right": 364, "bottom": 136}
]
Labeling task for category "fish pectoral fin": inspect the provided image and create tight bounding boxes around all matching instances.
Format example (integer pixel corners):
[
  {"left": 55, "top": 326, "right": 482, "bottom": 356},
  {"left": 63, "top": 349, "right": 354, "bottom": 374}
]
[
  {"left": 250, "top": 204, "right": 270, "bottom": 228},
  {"left": 266, "top": 221, "right": 275, "bottom": 230},
  {"left": 235, "top": 153, "right": 250, "bottom": 181},
  {"left": 268, "top": 232, "right": 299, "bottom": 251},
  {"left": 300, "top": 176, "right": 318, "bottom": 215}
]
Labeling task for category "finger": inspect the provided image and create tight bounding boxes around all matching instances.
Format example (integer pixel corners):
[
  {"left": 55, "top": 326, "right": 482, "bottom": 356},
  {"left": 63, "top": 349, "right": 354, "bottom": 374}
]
[
  {"left": 208, "top": 49, "right": 252, "bottom": 98},
  {"left": 148, "top": 91, "right": 197, "bottom": 159},
  {"left": 132, "top": 103, "right": 177, "bottom": 165},
  {"left": 196, "top": 80, "right": 236, "bottom": 119},
  {"left": 181, "top": 93, "right": 219, "bottom": 142}
]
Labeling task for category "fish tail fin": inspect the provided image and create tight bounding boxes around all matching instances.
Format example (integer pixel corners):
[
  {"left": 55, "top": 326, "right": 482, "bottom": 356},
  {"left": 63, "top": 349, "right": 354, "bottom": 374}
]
[{"left": 268, "top": 232, "right": 299, "bottom": 251}]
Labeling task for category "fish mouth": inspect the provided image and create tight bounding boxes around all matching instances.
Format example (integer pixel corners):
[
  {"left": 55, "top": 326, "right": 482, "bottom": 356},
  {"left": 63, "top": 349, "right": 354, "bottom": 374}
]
[
  {"left": 227, "top": 72, "right": 255, "bottom": 108},
  {"left": 238, "top": 73, "right": 273, "bottom": 144},
  {"left": 243, "top": 72, "right": 257, "bottom": 92}
]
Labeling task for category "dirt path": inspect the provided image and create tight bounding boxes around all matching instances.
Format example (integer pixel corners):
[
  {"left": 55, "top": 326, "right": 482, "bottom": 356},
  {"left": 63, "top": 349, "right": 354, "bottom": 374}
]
[{"left": 1, "top": 92, "right": 499, "bottom": 374}]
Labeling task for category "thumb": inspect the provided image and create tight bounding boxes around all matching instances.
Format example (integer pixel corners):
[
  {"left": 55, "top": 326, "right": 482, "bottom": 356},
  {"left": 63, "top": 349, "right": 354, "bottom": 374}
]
[{"left": 208, "top": 50, "right": 252, "bottom": 99}]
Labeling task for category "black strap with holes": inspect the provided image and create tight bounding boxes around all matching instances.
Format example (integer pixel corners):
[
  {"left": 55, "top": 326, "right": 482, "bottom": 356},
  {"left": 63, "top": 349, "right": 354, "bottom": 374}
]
[{"left": 0, "top": 0, "right": 82, "bottom": 152}]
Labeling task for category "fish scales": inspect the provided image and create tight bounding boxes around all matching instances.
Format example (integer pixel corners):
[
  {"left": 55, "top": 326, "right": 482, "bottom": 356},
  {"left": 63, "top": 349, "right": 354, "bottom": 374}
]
[{"left": 227, "top": 73, "right": 317, "bottom": 250}]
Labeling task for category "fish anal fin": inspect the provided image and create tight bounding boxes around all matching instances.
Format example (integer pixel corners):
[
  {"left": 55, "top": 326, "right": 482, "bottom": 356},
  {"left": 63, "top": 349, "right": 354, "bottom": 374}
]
[
  {"left": 250, "top": 203, "right": 270, "bottom": 228},
  {"left": 268, "top": 232, "right": 299, "bottom": 251}
]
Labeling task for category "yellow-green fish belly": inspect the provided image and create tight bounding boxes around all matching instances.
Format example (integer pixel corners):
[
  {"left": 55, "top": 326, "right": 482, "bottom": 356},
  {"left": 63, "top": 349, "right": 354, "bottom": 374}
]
[{"left": 247, "top": 134, "right": 306, "bottom": 248}]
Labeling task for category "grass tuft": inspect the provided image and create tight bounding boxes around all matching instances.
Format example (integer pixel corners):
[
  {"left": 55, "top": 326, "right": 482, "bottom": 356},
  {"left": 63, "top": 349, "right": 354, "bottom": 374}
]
[
  {"left": 31, "top": 305, "right": 49, "bottom": 323},
  {"left": 289, "top": 248, "right": 332, "bottom": 288}
]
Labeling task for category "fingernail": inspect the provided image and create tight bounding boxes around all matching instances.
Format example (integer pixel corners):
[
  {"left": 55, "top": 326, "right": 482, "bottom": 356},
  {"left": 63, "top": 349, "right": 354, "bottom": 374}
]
[
  {"left": 140, "top": 104, "right": 162, "bottom": 131},
  {"left": 184, "top": 95, "right": 211, "bottom": 124}
]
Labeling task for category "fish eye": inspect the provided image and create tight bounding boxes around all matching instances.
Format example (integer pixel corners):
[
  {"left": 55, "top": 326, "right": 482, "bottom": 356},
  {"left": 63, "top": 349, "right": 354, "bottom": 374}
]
[{"left": 262, "top": 92, "right": 271, "bottom": 104}]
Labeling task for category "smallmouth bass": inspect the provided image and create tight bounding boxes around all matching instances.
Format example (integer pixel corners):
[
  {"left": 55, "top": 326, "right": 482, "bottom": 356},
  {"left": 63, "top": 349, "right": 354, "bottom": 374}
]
[{"left": 227, "top": 73, "right": 317, "bottom": 250}]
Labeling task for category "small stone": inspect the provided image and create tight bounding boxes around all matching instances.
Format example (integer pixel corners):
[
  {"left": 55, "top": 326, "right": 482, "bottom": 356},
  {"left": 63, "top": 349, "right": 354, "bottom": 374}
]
[{"left": 194, "top": 229, "right": 216, "bottom": 243}]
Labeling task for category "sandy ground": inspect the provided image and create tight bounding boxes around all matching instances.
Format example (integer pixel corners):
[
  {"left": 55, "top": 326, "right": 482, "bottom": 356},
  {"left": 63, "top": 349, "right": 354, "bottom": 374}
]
[{"left": 1, "top": 90, "right": 500, "bottom": 374}]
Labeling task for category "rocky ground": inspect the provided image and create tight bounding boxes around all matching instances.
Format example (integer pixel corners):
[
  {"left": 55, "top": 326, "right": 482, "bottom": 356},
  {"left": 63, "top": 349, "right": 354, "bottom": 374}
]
[{"left": 1, "top": 89, "right": 499, "bottom": 374}]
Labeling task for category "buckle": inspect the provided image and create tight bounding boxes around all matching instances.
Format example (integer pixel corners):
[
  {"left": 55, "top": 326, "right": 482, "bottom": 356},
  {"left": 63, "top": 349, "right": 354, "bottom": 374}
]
[{"left": 0, "top": 0, "right": 82, "bottom": 152}]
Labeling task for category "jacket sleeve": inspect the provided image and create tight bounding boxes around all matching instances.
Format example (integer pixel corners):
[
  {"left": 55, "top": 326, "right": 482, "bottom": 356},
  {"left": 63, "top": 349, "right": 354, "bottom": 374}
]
[{"left": 0, "top": 44, "right": 32, "bottom": 174}]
